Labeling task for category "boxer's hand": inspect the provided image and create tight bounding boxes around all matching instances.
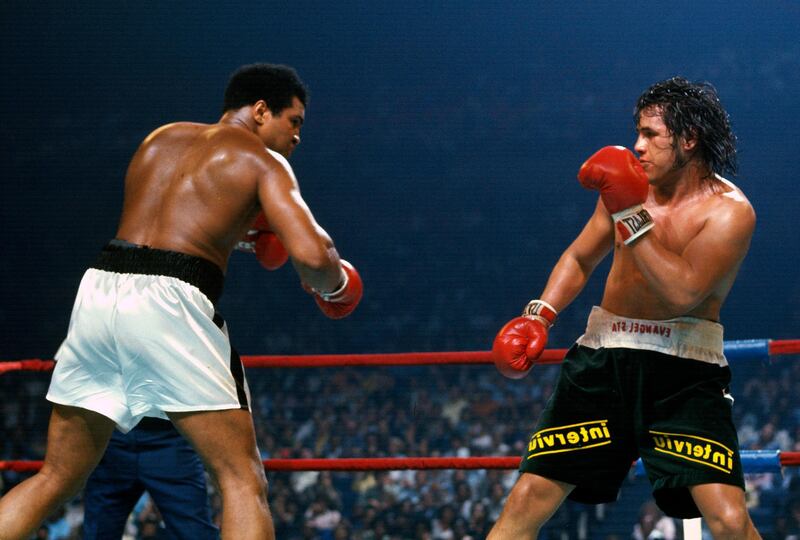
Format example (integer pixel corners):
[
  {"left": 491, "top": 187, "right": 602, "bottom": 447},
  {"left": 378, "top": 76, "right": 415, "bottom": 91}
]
[
  {"left": 236, "top": 212, "right": 289, "bottom": 270},
  {"left": 306, "top": 260, "right": 363, "bottom": 319},
  {"left": 578, "top": 146, "right": 654, "bottom": 244},
  {"left": 492, "top": 300, "right": 557, "bottom": 379}
]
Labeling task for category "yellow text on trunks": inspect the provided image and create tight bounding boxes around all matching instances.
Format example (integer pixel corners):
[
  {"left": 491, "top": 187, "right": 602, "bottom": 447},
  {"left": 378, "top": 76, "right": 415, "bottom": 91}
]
[
  {"left": 527, "top": 419, "right": 611, "bottom": 458},
  {"left": 650, "top": 430, "right": 734, "bottom": 473}
]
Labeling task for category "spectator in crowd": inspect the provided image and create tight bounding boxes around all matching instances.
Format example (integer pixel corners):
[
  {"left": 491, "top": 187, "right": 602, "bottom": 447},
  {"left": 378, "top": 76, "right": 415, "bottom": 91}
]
[{"left": 631, "top": 500, "right": 677, "bottom": 540}]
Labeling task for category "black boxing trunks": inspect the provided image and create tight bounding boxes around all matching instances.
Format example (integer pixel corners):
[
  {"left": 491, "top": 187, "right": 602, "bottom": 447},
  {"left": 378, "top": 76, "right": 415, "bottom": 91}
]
[{"left": 519, "top": 307, "right": 744, "bottom": 518}]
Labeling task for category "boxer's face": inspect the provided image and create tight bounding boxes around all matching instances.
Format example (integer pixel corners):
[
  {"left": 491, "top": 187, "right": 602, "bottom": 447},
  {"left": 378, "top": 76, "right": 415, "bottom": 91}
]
[
  {"left": 634, "top": 106, "right": 678, "bottom": 184},
  {"left": 255, "top": 96, "right": 305, "bottom": 158}
]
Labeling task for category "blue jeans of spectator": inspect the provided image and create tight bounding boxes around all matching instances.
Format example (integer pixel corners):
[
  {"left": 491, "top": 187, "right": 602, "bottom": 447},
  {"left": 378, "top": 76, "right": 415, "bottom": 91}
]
[{"left": 82, "top": 417, "right": 218, "bottom": 539}]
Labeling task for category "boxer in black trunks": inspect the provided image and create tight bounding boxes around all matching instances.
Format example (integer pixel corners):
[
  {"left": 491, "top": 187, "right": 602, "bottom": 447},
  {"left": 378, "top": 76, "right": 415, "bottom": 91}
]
[
  {"left": 0, "top": 63, "right": 363, "bottom": 540},
  {"left": 489, "top": 77, "right": 759, "bottom": 539}
]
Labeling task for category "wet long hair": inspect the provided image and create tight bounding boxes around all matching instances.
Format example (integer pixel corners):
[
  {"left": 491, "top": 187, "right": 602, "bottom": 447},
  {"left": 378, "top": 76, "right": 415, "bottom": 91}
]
[{"left": 634, "top": 77, "right": 737, "bottom": 177}]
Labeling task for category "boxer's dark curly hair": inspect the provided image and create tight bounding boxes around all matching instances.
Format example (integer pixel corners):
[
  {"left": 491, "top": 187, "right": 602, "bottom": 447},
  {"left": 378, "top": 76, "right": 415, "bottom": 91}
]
[
  {"left": 223, "top": 63, "right": 308, "bottom": 115},
  {"left": 635, "top": 76, "right": 737, "bottom": 176}
]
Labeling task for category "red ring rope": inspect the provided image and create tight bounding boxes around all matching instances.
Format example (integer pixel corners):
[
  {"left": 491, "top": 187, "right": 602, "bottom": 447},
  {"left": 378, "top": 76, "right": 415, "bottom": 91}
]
[
  {"left": 2, "top": 453, "right": 799, "bottom": 473},
  {"left": 1, "top": 339, "right": 799, "bottom": 374}
]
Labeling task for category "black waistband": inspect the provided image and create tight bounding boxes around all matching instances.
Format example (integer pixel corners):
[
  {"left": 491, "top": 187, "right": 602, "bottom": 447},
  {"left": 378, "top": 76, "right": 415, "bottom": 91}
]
[
  {"left": 136, "top": 417, "right": 175, "bottom": 430},
  {"left": 92, "top": 241, "right": 224, "bottom": 306}
]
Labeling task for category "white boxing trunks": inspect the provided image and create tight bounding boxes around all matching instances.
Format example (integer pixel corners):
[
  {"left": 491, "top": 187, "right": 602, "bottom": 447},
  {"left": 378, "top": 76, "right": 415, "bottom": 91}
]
[{"left": 47, "top": 241, "right": 250, "bottom": 433}]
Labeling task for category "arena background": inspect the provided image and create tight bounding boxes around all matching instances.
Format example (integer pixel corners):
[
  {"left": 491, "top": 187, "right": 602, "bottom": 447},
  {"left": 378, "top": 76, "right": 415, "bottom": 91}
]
[{"left": 2, "top": 2, "right": 800, "bottom": 539}]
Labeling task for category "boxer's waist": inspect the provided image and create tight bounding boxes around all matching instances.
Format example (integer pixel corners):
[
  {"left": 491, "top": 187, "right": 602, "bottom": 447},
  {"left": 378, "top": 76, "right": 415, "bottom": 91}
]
[
  {"left": 91, "top": 240, "right": 225, "bottom": 306},
  {"left": 576, "top": 306, "right": 726, "bottom": 366},
  {"left": 136, "top": 417, "right": 175, "bottom": 430}
]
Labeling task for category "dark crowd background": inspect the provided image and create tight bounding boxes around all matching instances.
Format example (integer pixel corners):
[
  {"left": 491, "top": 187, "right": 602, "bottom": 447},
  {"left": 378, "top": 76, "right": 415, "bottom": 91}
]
[{"left": 2, "top": 1, "right": 799, "bottom": 539}]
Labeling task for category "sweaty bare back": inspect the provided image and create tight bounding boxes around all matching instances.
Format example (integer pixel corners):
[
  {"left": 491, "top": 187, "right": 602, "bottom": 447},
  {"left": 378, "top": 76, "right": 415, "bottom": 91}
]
[{"left": 116, "top": 122, "right": 266, "bottom": 271}]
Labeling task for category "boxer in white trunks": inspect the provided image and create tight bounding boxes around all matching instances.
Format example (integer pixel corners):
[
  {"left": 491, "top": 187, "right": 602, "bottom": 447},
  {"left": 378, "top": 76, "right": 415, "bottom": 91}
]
[{"left": 0, "top": 63, "right": 363, "bottom": 540}]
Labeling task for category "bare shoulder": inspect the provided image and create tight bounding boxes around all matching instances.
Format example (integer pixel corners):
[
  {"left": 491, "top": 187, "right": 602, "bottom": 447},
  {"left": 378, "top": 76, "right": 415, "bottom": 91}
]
[
  {"left": 144, "top": 122, "right": 258, "bottom": 155},
  {"left": 142, "top": 121, "right": 209, "bottom": 142},
  {"left": 708, "top": 175, "right": 756, "bottom": 232},
  {"left": 263, "top": 148, "right": 296, "bottom": 178},
  {"left": 715, "top": 175, "right": 755, "bottom": 216},
  {"left": 208, "top": 126, "right": 293, "bottom": 176}
]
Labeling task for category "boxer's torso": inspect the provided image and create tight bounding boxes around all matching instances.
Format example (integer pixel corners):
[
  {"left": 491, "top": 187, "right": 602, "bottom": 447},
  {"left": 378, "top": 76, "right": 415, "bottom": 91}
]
[{"left": 601, "top": 177, "right": 751, "bottom": 322}]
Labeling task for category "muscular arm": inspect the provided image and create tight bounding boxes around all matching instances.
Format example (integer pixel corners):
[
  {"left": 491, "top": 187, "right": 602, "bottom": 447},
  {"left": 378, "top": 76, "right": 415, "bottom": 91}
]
[
  {"left": 491, "top": 199, "right": 613, "bottom": 377},
  {"left": 628, "top": 197, "right": 755, "bottom": 313},
  {"left": 256, "top": 150, "right": 343, "bottom": 293},
  {"left": 540, "top": 199, "right": 614, "bottom": 311}
]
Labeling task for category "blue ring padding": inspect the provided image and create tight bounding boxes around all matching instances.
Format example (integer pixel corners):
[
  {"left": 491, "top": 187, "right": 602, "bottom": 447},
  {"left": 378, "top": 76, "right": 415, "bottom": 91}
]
[
  {"left": 724, "top": 339, "right": 770, "bottom": 362},
  {"left": 634, "top": 449, "right": 781, "bottom": 476},
  {"left": 742, "top": 450, "right": 782, "bottom": 473}
]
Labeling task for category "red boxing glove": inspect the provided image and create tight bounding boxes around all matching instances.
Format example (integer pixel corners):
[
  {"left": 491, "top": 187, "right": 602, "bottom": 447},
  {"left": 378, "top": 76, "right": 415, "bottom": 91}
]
[
  {"left": 255, "top": 233, "right": 288, "bottom": 270},
  {"left": 307, "top": 260, "right": 363, "bottom": 319},
  {"left": 492, "top": 300, "right": 557, "bottom": 379},
  {"left": 577, "top": 146, "right": 654, "bottom": 245},
  {"left": 237, "top": 212, "right": 289, "bottom": 270}
]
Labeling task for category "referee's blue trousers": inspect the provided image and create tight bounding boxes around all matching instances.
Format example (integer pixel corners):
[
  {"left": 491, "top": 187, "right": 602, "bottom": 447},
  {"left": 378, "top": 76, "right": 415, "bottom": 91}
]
[{"left": 82, "top": 417, "right": 218, "bottom": 540}]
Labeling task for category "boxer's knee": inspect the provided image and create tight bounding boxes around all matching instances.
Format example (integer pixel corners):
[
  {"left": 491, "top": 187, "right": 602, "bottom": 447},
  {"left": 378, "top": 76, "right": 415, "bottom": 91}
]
[
  {"left": 38, "top": 461, "right": 90, "bottom": 497},
  {"left": 703, "top": 505, "right": 753, "bottom": 538},
  {"left": 212, "top": 454, "right": 268, "bottom": 501}
]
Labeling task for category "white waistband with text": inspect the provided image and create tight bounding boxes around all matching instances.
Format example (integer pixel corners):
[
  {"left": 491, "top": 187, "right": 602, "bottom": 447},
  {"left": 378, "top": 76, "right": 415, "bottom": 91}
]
[{"left": 575, "top": 307, "right": 727, "bottom": 366}]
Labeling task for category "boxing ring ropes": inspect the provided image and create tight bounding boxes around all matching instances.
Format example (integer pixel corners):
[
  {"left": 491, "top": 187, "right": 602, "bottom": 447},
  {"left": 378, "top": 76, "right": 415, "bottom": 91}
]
[{"left": 2, "top": 337, "right": 800, "bottom": 537}]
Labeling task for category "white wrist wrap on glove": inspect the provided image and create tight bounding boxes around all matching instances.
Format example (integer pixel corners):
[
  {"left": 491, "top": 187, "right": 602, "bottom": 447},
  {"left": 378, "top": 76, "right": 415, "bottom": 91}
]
[
  {"left": 315, "top": 267, "right": 349, "bottom": 302},
  {"left": 612, "top": 205, "right": 654, "bottom": 245},
  {"left": 235, "top": 228, "right": 261, "bottom": 253},
  {"left": 522, "top": 299, "right": 558, "bottom": 328}
]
